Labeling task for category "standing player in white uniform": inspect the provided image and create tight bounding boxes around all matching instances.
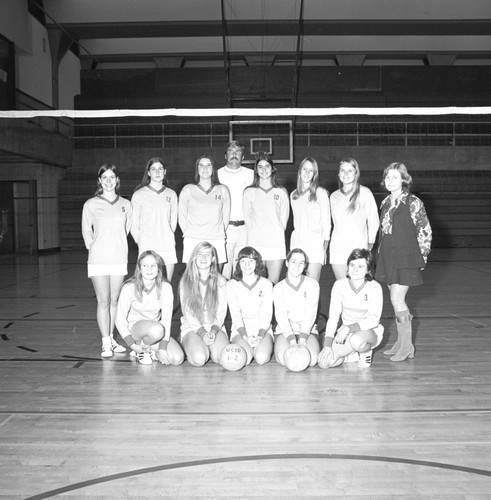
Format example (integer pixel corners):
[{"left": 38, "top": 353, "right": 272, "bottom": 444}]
[
  {"left": 330, "top": 157, "right": 379, "bottom": 280},
  {"left": 131, "top": 157, "right": 178, "bottom": 281},
  {"left": 178, "top": 156, "right": 230, "bottom": 269},
  {"left": 179, "top": 241, "right": 229, "bottom": 366},
  {"left": 290, "top": 157, "right": 331, "bottom": 282},
  {"left": 116, "top": 250, "right": 184, "bottom": 366},
  {"left": 318, "top": 248, "right": 384, "bottom": 369},
  {"left": 243, "top": 153, "right": 290, "bottom": 284},
  {"left": 81, "top": 164, "right": 132, "bottom": 358},
  {"left": 273, "top": 249, "right": 320, "bottom": 367},
  {"left": 227, "top": 246, "right": 274, "bottom": 365},
  {"left": 217, "top": 141, "right": 254, "bottom": 279}
]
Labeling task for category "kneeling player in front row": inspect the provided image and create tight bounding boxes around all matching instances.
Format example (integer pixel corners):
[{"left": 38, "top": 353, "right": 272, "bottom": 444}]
[
  {"left": 115, "top": 250, "right": 185, "bottom": 365},
  {"left": 318, "top": 248, "right": 384, "bottom": 369},
  {"left": 179, "top": 241, "right": 229, "bottom": 367},
  {"left": 273, "top": 248, "right": 321, "bottom": 367},
  {"left": 227, "top": 246, "right": 274, "bottom": 365}
]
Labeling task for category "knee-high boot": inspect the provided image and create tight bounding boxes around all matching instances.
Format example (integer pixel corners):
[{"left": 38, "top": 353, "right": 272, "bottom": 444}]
[
  {"left": 383, "top": 310, "right": 408, "bottom": 355},
  {"left": 390, "top": 311, "right": 415, "bottom": 362}
]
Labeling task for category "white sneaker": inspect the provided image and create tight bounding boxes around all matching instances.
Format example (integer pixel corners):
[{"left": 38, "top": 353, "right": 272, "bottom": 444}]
[
  {"left": 358, "top": 350, "right": 373, "bottom": 368},
  {"left": 137, "top": 350, "right": 153, "bottom": 365},
  {"left": 130, "top": 349, "right": 154, "bottom": 360},
  {"left": 101, "top": 340, "right": 113, "bottom": 358},
  {"left": 110, "top": 336, "right": 127, "bottom": 353},
  {"left": 344, "top": 352, "right": 359, "bottom": 364}
]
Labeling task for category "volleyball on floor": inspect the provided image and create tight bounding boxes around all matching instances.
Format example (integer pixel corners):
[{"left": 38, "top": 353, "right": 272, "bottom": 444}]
[
  {"left": 219, "top": 344, "right": 247, "bottom": 371},
  {"left": 284, "top": 344, "right": 311, "bottom": 372}
]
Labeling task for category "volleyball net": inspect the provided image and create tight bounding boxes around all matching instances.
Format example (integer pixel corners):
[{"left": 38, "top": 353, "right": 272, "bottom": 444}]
[
  {"left": 3, "top": 105, "right": 491, "bottom": 171},
  {"left": 3, "top": 106, "right": 491, "bottom": 156}
]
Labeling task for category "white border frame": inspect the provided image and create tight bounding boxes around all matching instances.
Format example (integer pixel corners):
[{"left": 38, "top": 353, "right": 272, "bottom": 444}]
[
  {"left": 229, "top": 120, "right": 293, "bottom": 164},
  {"left": 250, "top": 137, "right": 272, "bottom": 155}
]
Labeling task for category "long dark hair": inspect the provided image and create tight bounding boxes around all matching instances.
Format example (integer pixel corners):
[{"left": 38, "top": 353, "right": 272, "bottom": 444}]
[
  {"left": 134, "top": 157, "right": 169, "bottom": 192},
  {"left": 193, "top": 155, "right": 220, "bottom": 185},
  {"left": 94, "top": 163, "right": 120, "bottom": 196},
  {"left": 249, "top": 152, "right": 281, "bottom": 188}
]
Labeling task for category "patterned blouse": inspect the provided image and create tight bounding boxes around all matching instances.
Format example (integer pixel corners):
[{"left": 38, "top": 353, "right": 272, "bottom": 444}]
[{"left": 380, "top": 191, "right": 432, "bottom": 263}]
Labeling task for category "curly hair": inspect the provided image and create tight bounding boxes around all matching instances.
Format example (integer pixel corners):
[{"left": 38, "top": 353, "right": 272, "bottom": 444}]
[{"left": 381, "top": 162, "right": 412, "bottom": 191}]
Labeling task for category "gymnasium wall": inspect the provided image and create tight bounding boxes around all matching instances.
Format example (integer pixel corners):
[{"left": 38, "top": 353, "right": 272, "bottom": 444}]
[
  {"left": 77, "top": 66, "right": 491, "bottom": 109},
  {"left": 16, "top": 16, "right": 52, "bottom": 107},
  {"left": 58, "top": 50, "right": 81, "bottom": 110},
  {"left": 0, "top": 161, "right": 64, "bottom": 251},
  {"left": 0, "top": 0, "right": 29, "bottom": 55}
]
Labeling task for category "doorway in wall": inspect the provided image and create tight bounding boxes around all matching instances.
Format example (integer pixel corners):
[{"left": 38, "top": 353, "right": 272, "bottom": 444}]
[{"left": 0, "top": 181, "right": 37, "bottom": 254}]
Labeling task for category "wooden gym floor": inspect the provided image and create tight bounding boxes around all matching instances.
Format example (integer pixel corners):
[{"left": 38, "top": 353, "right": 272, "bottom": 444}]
[{"left": 1, "top": 248, "right": 491, "bottom": 499}]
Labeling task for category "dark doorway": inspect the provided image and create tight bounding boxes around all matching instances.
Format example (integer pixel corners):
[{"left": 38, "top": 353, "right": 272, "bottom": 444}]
[{"left": 0, "top": 180, "right": 38, "bottom": 254}]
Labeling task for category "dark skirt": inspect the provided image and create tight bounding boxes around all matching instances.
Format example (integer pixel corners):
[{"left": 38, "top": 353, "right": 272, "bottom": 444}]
[{"left": 375, "top": 235, "right": 423, "bottom": 286}]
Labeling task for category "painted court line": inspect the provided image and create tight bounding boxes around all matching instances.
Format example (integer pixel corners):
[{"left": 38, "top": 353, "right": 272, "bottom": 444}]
[{"left": 23, "top": 453, "right": 491, "bottom": 500}]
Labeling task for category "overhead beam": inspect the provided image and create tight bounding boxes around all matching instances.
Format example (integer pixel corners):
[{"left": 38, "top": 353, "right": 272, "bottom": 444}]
[
  {"left": 244, "top": 55, "right": 275, "bottom": 66},
  {"left": 220, "top": 0, "right": 232, "bottom": 107},
  {"left": 291, "top": 0, "right": 304, "bottom": 107},
  {"left": 426, "top": 54, "right": 457, "bottom": 66},
  {"left": 153, "top": 56, "right": 183, "bottom": 68},
  {"left": 336, "top": 54, "right": 366, "bottom": 66},
  {"left": 49, "top": 19, "right": 491, "bottom": 40}
]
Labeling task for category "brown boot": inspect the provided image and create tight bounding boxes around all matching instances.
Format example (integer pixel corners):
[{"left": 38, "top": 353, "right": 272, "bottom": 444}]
[{"left": 390, "top": 312, "right": 415, "bottom": 362}]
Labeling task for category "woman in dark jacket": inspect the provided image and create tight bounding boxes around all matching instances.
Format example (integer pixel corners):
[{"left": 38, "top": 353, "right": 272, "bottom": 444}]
[{"left": 376, "top": 162, "right": 432, "bottom": 362}]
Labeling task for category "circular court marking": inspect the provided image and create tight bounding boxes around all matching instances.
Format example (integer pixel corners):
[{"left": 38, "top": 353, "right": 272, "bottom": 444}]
[{"left": 24, "top": 453, "right": 491, "bottom": 499}]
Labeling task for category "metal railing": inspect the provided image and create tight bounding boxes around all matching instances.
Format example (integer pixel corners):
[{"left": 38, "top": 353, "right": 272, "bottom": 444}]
[{"left": 73, "top": 117, "right": 491, "bottom": 149}]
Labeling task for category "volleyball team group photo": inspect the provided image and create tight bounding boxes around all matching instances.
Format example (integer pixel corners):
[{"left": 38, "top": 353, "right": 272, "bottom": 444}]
[{"left": 82, "top": 140, "right": 432, "bottom": 373}]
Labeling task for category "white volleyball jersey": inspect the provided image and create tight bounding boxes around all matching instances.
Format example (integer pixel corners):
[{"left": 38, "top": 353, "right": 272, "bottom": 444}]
[
  {"left": 273, "top": 275, "right": 319, "bottom": 339},
  {"left": 178, "top": 184, "right": 231, "bottom": 240},
  {"left": 243, "top": 186, "right": 290, "bottom": 249},
  {"left": 324, "top": 277, "right": 383, "bottom": 339},
  {"left": 81, "top": 195, "right": 132, "bottom": 266},
  {"left": 131, "top": 185, "right": 177, "bottom": 254},
  {"left": 227, "top": 276, "right": 273, "bottom": 337}
]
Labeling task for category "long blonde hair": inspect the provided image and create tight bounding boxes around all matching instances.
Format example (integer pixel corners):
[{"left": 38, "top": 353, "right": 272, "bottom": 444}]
[
  {"left": 179, "top": 241, "right": 221, "bottom": 323},
  {"left": 292, "top": 157, "right": 321, "bottom": 202},
  {"left": 338, "top": 157, "right": 361, "bottom": 214},
  {"left": 127, "top": 250, "right": 167, "bottom": 302}
]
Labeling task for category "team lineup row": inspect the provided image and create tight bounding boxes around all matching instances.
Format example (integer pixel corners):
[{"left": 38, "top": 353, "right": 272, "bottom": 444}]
[
  {"left": 81, "top": 141, "right": 432, "bottom": 369},
  {"left": 113, "top": 244, "right": 382, "bottom": 371}
]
